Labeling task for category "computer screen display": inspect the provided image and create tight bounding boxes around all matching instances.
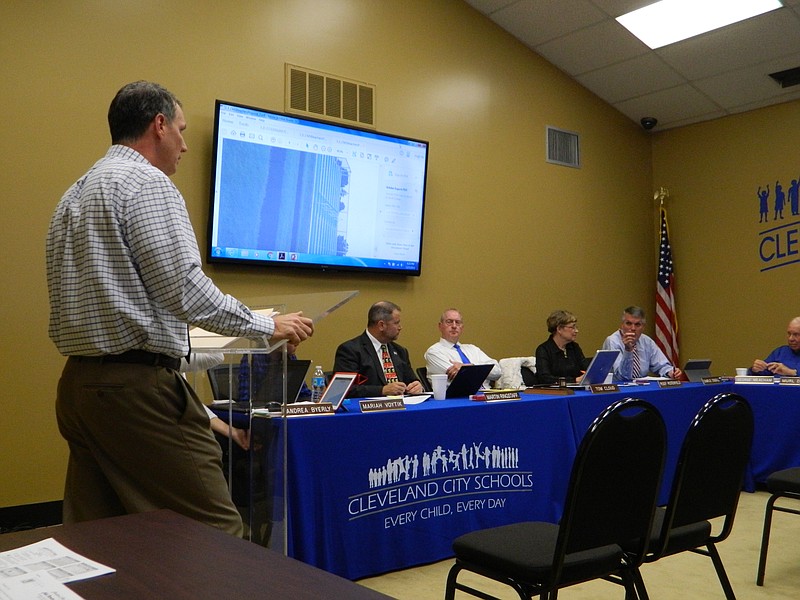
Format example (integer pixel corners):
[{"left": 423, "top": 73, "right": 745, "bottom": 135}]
[{"left": 207, "top": 100, "right": 429, "bottom": 276}]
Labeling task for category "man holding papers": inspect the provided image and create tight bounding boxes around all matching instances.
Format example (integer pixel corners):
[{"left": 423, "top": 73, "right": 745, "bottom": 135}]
[{"left": 46, "top": 82, "right": 313, "bottom": 537}]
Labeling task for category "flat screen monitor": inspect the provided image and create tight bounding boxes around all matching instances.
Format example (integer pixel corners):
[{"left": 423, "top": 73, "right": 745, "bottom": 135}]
[{"left": 207, "top": 100, "right": 429, "bottom": 276}]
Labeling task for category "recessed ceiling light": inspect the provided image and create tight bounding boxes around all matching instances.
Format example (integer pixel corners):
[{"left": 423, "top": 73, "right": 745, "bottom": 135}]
[{"left": 617, "top": 0, "right": 784, "bottom": 50}]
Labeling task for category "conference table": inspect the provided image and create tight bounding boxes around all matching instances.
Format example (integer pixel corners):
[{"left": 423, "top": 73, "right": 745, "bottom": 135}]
[
  {"left": 273, "top": 380, "right": 800, "bottom": 580},
  {"left": 0, "top": 509, "right": 391, "bottom": 599}
]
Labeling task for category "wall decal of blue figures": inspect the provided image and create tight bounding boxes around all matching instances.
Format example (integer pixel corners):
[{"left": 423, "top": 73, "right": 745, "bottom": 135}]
[{"left": 757, "top": 177, "right": 800, "bottom": 272}]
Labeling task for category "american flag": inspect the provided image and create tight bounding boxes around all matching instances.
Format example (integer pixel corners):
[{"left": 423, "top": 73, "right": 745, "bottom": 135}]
[{"left": 655, "top": 204, "right": 679, "bottom": 366}]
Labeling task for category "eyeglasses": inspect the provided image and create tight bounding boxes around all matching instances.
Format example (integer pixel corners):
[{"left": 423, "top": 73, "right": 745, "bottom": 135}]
[
  {"left": 561, "top": 324, "right": 578, "bottom": 330},
  {"left": 443, "top": 319, "right": 463, "bottom": 326}
]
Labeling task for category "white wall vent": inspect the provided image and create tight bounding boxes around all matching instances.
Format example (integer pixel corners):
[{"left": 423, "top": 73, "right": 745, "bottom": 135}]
[
  {"left": 285, "top": 64, "right": 375, "bottom": 128},
  {"left": 546, "top": 126, "right": 581, "bottom": 168}
]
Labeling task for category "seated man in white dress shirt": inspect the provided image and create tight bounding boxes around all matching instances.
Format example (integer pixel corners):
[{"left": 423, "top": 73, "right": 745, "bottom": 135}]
[{"left": 424, "top": 308, "right": 501, "bottom": 388}]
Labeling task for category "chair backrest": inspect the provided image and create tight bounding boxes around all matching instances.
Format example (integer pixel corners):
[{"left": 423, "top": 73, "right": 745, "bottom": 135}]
[
  {"left": 520, "top": 364, "right": 537, "bottom": 386},
  {"left": 553, "top": 398, "right": 666, "bottom": 582},
  {"left": 655, "top": 392, "right": 754, "bottom": 552},
  {"left": 416, "top": 367, "right": 432, "bottom": 392},
  {"left": 497, "top": 356, "right": 536, "bottom": 389},
  {"left": 207, "top": 364, "right": 240, "bottom": 401}
]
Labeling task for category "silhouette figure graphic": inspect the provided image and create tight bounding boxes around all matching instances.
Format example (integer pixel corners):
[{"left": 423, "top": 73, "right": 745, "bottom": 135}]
[
  {"left": 774, "top": 181, "right": 785, "bottom": 220},
  {"left": 758, "top": 185, "right": 769, "bottom": 223},
  {"left": 789, "top": 179, "right": 799, "bottom": 216}
]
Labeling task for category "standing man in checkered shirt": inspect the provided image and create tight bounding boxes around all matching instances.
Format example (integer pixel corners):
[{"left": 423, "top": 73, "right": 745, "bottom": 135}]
[{"left": 45, "top": 81, "right": 313, "bottom": 535}]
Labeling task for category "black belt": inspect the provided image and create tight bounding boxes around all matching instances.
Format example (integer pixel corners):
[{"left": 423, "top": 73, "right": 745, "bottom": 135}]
[{"left": 75, "top": 350, "right": 182, "bottom": 371}]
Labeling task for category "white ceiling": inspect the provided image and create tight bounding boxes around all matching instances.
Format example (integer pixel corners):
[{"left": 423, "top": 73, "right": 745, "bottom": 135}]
[{"left": 463, "top": 0, "right": 800, "bottom": 130}]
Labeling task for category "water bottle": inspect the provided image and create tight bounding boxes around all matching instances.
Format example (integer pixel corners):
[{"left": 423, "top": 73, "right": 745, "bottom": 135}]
[{"left": 312, "top": 365, "right": 326, "bottom": 402}]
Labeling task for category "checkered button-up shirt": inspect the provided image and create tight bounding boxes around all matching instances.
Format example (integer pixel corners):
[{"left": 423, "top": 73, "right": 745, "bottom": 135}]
[{"left": 46, "top": 145, "right": 273, "bottom": 357}]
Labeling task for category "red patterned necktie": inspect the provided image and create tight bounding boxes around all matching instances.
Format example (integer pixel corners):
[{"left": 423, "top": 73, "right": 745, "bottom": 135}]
[{"left": 381, "top": 344, "right": 398, "bottom": 383}]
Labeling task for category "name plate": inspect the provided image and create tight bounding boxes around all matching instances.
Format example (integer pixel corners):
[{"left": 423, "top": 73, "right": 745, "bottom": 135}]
[
  {"left": 359, "top": 398, "right": 406, "bottom": 413},
  {"left": 701, "top": 376, "right": 723, "bottom": 385},
  {"left": 734, "top": 375, "right": 775, "bottom": 385},
  {"left": 779, "top": 377, "right": 800, "bottom": 386},
  {"left": 522, "top": 387, "right": 574, "bottom": 396},
  {"left": 589, "top": 383, "right": 619, "bottom": 394},
  {"left": 478, "top": 391, "right": 521, "bottom": 402},
  {"left": 658, "top": 379, "right": 682, "bottom": 388},
  {"left": 284, "top": 402, "right": 335, "bottom": 417}
]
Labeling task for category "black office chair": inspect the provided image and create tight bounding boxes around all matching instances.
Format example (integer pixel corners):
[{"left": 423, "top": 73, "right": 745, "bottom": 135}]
[
  {"left": 756, "top": 467, "right": 800, "bottom": 586},
  {"left": 520, "top": 365, "right": 537, "bottom": 387},
  {"left": 628, "top": 392, "right": 754, "bottom": 600},
  {"left": 415, "top": 366, "right": 432, "bottom": 392},
  {"left": 445, "top": 397, "right": 666, "bottom": 600}
]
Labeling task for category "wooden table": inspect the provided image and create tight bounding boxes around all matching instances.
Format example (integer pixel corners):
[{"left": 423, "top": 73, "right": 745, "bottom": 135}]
[{"left": 0, "top": 509, "right": 392, "bottom": 599}]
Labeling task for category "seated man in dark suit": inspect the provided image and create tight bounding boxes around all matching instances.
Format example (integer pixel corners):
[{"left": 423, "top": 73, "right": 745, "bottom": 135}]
[{"left": 334, "top": 301, "right": 424, "bottom": 398}]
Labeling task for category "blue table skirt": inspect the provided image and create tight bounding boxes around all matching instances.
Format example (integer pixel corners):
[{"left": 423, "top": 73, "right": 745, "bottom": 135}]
[
  {"left": 564, "top": 382, "right": 756, "bottom": 505},
  {"left": 744, "top": 383, "right": 800, "bottom": 482},
  {"left": 284, "top": 395, "right": 577, "bottom": 580},
  {"left": 215, "top": 381, "right": 799, "bottom": 579},
  {"left": 563, "top": 382, "right": 800, "bottom": 503}
]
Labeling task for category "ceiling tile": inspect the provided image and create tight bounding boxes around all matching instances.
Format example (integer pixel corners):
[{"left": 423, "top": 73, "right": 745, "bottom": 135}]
[
  {"left": 576, "top": 53, "right": 687, "bottom": 103},
  {"left": 587, "top": 0, "right": 656, "bottom": 17},
  {"left": 490, "top": 0, "right": 607, "bottom": 47},
  {"left": 729, "top": 92, "right": 800, "bottom": 116},
  {"left": 656, "top": 9, "right": 800, "bottom": 80},
  {"left": 694, "top": 53, "right": 800, "bottom": 109},
  {"left": 614, "top": 84, "right": 721, "bottom": 125},
  {"left": 534, "top": 19, "right": 648, "bottom": 75},
  {"left": 464, "top": 0, "right": 518, "bottom": 15}
]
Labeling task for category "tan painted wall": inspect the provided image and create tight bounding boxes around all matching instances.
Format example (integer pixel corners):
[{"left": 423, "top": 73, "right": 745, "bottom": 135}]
[
  {"left": 651, "top": 102, "right": 800, "bottom": 375},
  {"left": 2, "top": 0, "right": 660, "bottom": 507}
]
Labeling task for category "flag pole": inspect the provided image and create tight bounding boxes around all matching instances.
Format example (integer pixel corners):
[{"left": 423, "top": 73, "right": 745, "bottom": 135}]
[{"left": 654, "top": 187, "right": 680, "bottom": 372}]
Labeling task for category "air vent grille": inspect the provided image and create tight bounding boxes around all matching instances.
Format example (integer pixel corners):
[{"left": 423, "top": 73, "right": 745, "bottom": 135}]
[
  {"left": 285, "top": 64, "right": 376, "bottom": 128},
  {"left": 546, "top": 126, "right": 581, "bottom": 168},
  {"left": 768, "top": 66, "right": 800, "bottom": 88}
]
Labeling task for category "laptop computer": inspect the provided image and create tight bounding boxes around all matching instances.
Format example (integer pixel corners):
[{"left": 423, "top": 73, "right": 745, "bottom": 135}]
[
  {"left": 567, "top": 349, "right": 620, "bottom": 388},
  {"left": 683, "top": 359, "right": 712, "bottom": 382},
  {"left": 445, "top": 363, "right": 494, "bottom": 398},
  {"left": 224, "top": 359, "right": 311, "bottom": 411},
  {"left": 207, "top": 364, "right": 241, "bottom": 401}
]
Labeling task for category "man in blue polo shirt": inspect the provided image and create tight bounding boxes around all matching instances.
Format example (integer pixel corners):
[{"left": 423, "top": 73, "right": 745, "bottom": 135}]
[{"left": 751, "top": 316, "right": 800, "bottom": 376}]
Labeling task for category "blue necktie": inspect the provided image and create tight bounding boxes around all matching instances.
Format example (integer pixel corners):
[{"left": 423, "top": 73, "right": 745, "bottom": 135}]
[{"left": 453, "top": 343, "right": 471, "bottom": 364}]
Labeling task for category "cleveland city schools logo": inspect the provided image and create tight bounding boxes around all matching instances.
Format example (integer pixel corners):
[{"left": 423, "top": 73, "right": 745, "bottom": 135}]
[
  {"left": 347, "top": 441, "right": 533, "bottom": 529},
  {"left": 756, "top": 179, "right": 800, "bottom": 272}
]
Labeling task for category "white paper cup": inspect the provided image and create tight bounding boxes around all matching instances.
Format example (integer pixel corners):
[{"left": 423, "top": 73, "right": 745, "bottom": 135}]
[
  {"left": 735, "top": 368, "right": 748, "bottom": 376},
  {"left": 430, "top": 373, "right": 448, "bottom": 400}
]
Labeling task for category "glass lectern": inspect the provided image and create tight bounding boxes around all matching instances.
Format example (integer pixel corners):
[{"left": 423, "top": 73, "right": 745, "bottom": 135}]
[{"left": 184, "top": 290, "right": 357, "bottom": 552}]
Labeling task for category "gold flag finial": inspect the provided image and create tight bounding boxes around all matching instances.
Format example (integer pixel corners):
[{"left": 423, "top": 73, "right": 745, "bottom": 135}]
[{"left": 654, "top": 187, "right": 669, "bottom": 205}]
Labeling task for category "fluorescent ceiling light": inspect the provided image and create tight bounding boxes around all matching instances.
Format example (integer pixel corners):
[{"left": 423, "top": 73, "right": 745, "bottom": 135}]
[{"left": 617, "top": 0, "right": 784, "bottom": 49}]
